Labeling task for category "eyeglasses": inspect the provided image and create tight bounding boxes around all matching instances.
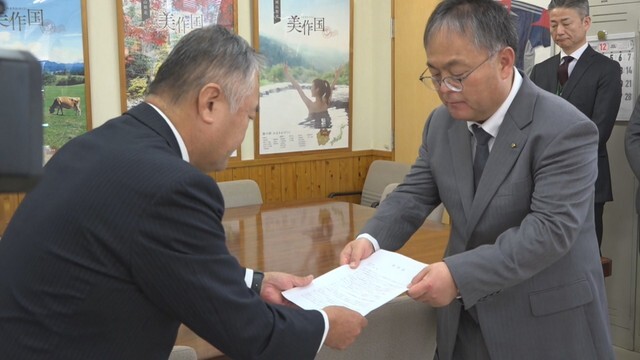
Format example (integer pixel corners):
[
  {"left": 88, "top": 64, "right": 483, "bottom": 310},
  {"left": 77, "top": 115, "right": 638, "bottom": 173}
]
[{"left": 419, "top": 53, "right": 496, "bottom": 92}]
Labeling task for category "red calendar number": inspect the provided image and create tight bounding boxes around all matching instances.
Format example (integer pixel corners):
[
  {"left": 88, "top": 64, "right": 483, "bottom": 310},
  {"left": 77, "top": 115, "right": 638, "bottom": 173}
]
[{"left": 599, "top": 42, "right": 609, "bottom": 52}]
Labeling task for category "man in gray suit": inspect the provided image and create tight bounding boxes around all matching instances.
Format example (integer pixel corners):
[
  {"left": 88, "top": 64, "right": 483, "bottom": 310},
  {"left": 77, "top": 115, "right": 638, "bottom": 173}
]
[
  {"left": 625, "top": 96, "right": 640, "bottom": 238},
  {"left": 530, "top": 0, "right": 622, "bottom": 252},
  {"left": 340, "top": 0, "right": 613, "bottom": 359}
]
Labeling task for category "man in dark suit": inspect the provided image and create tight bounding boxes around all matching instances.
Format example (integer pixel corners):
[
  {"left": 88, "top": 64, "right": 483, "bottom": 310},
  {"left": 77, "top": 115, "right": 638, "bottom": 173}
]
[
  {"left": 530, "top": 0, "right": 622, "bottom": 251},
  {"left": 0, "top": 25, "right": 366, "bottom": 359},
  {"left": 341, "top": 0, "right": 613, "bottom": 359}
]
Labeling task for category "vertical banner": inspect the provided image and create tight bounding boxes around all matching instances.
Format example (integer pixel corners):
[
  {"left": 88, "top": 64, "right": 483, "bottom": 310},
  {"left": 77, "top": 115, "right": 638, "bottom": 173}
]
[
  {"left": 0, "top": 0, "right": 91, "bottom": 159},
  {"left": 118, "top": 0, "right": 236, "bottom": 111},
  {"left": 254, "top": 0, "right": 352, "bottom": 156}
]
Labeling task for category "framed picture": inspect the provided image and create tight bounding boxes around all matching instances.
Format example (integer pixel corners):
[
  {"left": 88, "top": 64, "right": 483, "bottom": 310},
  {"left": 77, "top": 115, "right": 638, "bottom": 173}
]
[
  {"left": 0, "top": 0, "right": 92, "bottom": 160},
  {"left": 253, "top": 0, "right": 353, "bottom": 156},
  {"left": 117, "top": 0, "right": 238, "bottom": 157}
]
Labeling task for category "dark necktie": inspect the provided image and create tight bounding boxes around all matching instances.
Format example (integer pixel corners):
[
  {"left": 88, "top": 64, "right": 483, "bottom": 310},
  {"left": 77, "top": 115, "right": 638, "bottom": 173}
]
[
  {"left": 557, "top": 56, "right": 574, "bottom": 87},
  {"left": 472, "top": 125, "right": 492, "bottom": 190}
]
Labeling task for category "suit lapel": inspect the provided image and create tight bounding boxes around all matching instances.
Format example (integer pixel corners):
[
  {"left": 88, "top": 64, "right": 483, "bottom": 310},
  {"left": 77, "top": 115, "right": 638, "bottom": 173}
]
[
  {"left": 464, "top": 76, "right": 535, "bottom": 242},
  {"left": 543, "top": 54, "right": 561, "bottom": 94},
  {"left": 449, "top": 121, "right": 475, "bottom": 221},
  {"left": 561, "top": 46, "right": 596, "bottom": 99}
]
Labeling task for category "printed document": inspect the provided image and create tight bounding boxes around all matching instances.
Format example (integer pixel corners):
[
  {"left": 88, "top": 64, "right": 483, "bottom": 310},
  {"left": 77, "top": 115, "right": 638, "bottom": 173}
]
[{"left": 283, "top": 250, "right": 428, "bottom": 316}]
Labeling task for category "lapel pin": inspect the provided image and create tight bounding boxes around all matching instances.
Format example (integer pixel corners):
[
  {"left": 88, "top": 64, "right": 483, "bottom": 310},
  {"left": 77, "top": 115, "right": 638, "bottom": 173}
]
[{"left": 511, "top": 143, "right": 517, "bottom": 148}]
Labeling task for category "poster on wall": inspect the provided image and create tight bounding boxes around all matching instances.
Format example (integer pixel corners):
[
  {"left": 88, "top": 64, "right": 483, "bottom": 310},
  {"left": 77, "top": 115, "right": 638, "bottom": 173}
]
[
  {"left": 0, "top": 0, "right": 92, "bottom": 161},
  {"left": 117, "top": 0, "right": 236, "bottom": 111},
  {"left": 505, "top": 0, "right": 551, "bottom": 76},
  {"left": 117, "top": 0, "right": 237, "bottom": 156},
  {"left": 253, "top": 0, "right": 352, "bottom": 156}
]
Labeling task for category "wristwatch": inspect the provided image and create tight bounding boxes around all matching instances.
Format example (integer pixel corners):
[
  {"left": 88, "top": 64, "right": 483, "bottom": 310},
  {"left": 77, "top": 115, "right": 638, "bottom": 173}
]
[{"left": 251, "top": 271, "right": 264, "bottom": 294}]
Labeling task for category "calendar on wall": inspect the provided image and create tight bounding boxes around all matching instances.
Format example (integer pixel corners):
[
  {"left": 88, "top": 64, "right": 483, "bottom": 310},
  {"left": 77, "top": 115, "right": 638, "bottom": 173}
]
[{"left": 588, "top": 32, "right": 636, "bottom": 121}]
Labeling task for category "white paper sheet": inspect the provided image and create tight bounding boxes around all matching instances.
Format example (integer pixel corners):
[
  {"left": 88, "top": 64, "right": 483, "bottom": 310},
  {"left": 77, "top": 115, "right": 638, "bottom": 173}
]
[{"left": 282, "top": 250, "right": 428, "bottom": 316}]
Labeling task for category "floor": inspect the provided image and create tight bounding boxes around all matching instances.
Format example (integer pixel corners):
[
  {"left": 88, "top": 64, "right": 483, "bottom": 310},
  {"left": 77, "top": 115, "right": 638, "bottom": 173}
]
[{"left": 616, "top": 346, "right": 640, "bottom": 360}]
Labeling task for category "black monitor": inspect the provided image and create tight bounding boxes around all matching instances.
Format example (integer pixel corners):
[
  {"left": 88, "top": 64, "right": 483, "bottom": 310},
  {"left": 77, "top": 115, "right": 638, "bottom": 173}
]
[{"left": 0, "top": 48, "right": 43, "bottom": 192}]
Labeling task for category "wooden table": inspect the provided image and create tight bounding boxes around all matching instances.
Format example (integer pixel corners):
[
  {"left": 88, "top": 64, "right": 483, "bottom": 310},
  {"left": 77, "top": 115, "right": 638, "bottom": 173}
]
[{"left": 175, "top": 199, "right": 451, "bottom": 359}]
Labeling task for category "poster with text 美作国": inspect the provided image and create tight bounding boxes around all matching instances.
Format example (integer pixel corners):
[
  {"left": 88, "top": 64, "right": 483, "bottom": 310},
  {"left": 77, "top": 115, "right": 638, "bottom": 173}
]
[{"left": 254, "top": 0, "right": 352, "bottom": 156}]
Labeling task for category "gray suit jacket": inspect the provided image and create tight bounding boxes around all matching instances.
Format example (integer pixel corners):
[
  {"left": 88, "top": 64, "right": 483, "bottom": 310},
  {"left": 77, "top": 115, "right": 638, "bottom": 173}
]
[
  {"left": 530, "top": 45, "right": 622, "bottom": 204},
  {"left": 625, "top": 96, "right": 640, "bottom": 213},
  {"left": 362, "top": 75, "right": 613, "bottom": 360}
]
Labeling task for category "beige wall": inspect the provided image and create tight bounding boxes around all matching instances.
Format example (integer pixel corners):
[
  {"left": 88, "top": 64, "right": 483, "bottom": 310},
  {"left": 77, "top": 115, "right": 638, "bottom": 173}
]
[{"left": 85, "top": 0, "right": 392, "bottom": 160}]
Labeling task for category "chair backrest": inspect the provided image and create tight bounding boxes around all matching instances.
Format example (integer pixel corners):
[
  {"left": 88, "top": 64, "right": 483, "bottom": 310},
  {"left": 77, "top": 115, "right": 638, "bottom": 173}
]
[
  {"left": 315, "top": 295, "right": 437, "bottom": 360},
  {"left": 169, "top": 346, "right": 197, "bottom": 360},
  {"left": 360, "top": 160, "right": 411, "bottom": 207},
  {"left": 217, "top": 179, "right": 263, "bottom": 208},
  {"left": 380, "top": 182, "right": 399, "bottom": 203},
  {"left": 380, "top": 182, "right": 445, "bottom": 223}
]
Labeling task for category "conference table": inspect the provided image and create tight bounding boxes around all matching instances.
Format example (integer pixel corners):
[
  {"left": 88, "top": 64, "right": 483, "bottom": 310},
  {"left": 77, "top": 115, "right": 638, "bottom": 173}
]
[{"left": 175, "top": 199, "right": 451, "bottom": 359}]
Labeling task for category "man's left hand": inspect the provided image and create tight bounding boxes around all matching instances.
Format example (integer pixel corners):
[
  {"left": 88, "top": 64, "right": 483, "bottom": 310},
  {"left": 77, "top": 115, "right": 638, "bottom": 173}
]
[
  {"left": 407, "top": 262, "right": 458, "bottom": 307},
  {"left": 261, "top": 272, "right": 313, "bottom": 306}
]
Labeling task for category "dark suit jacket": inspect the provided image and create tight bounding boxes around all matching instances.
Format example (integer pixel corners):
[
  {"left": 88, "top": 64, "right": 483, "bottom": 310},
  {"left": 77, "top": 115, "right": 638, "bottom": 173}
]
[
  {"left": 0, "top": 103, "right": 324, "bottom": 360},
  {"left": 530, "top": 45, "right": 622, "bottom": 203},
  {"left": 362, "top": 75, "right": 613, "bottom": 360}
]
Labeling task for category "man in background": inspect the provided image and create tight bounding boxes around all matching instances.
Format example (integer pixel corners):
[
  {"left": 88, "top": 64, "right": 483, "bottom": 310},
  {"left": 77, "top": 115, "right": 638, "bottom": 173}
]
[
  {"left": 341, "top": 0, "right": 613, "bottom": 359},
  {"left": 0, "top": 25, "right": 366, "bottom": 359},
  {"left": 530, "top": 0, "right": 622, "bottom": 252}
]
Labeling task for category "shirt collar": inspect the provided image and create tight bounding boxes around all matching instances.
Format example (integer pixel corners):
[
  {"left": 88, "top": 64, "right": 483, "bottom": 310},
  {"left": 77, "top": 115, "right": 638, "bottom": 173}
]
[
  {"left": 146, "top": 102, "right": 190, "bottom": 162},
  {"left": 560, "top": 42, "right": 589, "bottom": 61},
  {"left": 466, "top": 68, "right": 523, "bottom": 137}
]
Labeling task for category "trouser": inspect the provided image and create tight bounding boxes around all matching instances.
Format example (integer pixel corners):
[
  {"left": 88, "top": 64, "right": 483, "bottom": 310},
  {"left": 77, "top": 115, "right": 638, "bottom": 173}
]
[
  {"left": 595, "top": 202, "right": 604, "bottom": 252},
  {"left": 434, "top": 307, "right": 491, "bottom": 360}
]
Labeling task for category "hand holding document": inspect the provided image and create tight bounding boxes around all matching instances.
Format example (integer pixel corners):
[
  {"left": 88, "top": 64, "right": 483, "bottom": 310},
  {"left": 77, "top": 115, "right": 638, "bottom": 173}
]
[{"left": 283, "top": 250, "right": 428, "bottom": 316}]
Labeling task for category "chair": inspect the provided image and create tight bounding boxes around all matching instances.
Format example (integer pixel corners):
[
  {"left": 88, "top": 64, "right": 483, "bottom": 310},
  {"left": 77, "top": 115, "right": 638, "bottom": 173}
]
[
  {"left": 380, "top": 182, "right": 445, "bottom": 223},
  {"left": 169, "top": 346, "right": 197, "bottom": 360},
  {"left": 315, "top": 295, "right": 437, "bottom": 360},
  {"left": 217, "top": 180, "right": 263, "bottom": 208},
  {"left": 328, "top": 160, "right": 411, "bottom": 207},
  {"left": 379, "top": 182, "right": 399, "bottom": 202}
]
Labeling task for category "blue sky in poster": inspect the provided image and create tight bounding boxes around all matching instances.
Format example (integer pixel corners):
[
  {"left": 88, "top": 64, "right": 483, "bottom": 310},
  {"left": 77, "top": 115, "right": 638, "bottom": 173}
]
[
  {"left": 258, "top": 0, "right": 350, "bottom": 56},
  {"left": 0, "top": 0, "right": 83, "bottom": 63}
]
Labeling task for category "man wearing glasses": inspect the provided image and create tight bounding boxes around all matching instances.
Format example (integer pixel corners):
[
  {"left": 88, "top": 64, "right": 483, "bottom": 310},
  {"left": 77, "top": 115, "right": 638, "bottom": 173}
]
[{"left": 340, "top": 0, "right": 613, "bottom": 359}]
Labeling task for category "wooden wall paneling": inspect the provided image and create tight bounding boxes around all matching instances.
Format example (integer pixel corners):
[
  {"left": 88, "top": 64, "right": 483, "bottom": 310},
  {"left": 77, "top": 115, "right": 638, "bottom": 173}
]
[
  {"left": 324, "top": 159, "right": 342, "bottom": 197},
  {"left": 249, "top": 166, "right": 267, "bottom": 201},
  {"left": 354, "top": 155, "right": 371, "bottom": 189},
  {"left": 309, "top": 160, "right": 327, "bottom": 199},
  {"left": 280, "top": 163, "right": 297, "bottom": 201},
  {"left": 264, "top": 164, "right": 282, "bottom": 202},
  {"left": 0, "top": 153, "right": 395, "bottom": 236},
  {"left": 295, "top": 161, "right": 312, "bottom": 200},
  {"left": 210, "top": 169, "right": 233, "bottom": 182},
  {"left": 0, "top": 194, "right": 20, "bottom": 236}
]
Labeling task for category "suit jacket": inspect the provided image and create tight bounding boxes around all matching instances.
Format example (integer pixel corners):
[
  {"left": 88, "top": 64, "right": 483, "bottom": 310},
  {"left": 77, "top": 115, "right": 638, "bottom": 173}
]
[
  {"left": 530, "top": 45, "right": 622, "bottom": 203},
  {"left": 625, "top": 96, "right": 640, "bottom": 213},
  {"left": 0, "top": 103, "right": 324, "bottom": 360},
  {"left": 362, "top": 75, "right": 613, "bottom": 360}
]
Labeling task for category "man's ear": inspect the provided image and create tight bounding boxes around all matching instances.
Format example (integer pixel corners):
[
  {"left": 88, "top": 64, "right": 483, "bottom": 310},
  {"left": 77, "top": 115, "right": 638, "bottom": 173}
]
[
  {"left": 198, "top": 83, "right": 222, "bottom": 124},
  {"left": 583, "top": 15, "right": 592, "bottom": 31},
  {"left": 498, "top": 47, "right": 516, "bottom": 78}
]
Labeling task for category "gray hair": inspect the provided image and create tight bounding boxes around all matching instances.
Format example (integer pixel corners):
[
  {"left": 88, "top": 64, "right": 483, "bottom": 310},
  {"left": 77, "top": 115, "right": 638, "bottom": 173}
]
[
  {"left": 548, "top": 0, "right": 590, "bottom": 18},
  {"left": 423, "top": 0, "right": 518, "bottom": 57},
  {"left": 148, "top": 25, "right": 264, "bottom": 113}
]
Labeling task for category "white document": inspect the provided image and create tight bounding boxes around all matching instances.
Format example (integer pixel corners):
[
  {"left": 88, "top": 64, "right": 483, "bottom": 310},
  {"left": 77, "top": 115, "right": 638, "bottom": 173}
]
[{"left": 283, "top": 250, "right": 428, "bottom": 316}]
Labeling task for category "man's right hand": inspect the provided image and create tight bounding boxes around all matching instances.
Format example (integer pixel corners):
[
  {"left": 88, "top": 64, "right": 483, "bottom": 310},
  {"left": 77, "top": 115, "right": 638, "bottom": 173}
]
[
  {"left": 339, "top": 238, "right": 375, "bottom": 268},
  {"left": 323, "top": 306, "right": 368, "bottom": 350}
]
